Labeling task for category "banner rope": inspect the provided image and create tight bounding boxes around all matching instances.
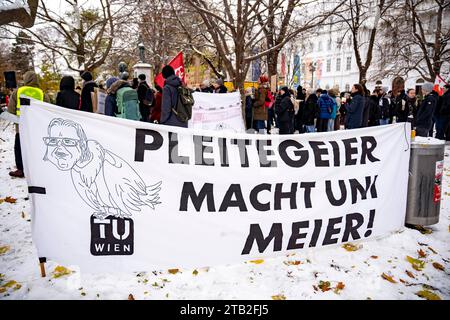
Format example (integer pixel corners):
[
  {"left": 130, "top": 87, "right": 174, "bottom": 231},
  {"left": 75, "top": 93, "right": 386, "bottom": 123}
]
[{"left": 403, "top": 121, "right": 410, "bottom": 152}]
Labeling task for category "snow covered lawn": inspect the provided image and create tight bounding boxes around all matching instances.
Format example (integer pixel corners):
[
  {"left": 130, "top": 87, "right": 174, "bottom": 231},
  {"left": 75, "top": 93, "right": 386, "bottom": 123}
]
[{"left": 0, "top": 118, "right": 449, "bottom": 300}]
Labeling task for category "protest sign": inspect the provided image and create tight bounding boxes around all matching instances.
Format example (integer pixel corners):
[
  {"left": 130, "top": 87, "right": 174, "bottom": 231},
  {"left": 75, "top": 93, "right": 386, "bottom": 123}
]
[
  {"left": 189, "top": 92, "right": 245, "bottom": 133},
  {"left": 20, "top": 99, "right": 410, "bottom": 272}
]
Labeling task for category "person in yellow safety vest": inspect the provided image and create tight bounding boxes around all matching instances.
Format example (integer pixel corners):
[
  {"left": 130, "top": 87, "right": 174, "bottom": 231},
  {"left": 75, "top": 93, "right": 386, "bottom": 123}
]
[{"left": 7, "top": 71, "right": 49, "bottom": 178}]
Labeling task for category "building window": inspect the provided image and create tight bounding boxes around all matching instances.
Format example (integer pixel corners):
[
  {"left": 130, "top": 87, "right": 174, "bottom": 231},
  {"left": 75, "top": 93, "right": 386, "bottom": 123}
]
[
  {"left": 327, "top": 39, "right": 332, "bottom": 51},
  {"left": 326, "top": 59, "right": 331, "bottom": 72},
  {"left": 346, "top": 57, "right": 351, "bottom": 71},
  {"left": 336, "top": 58, "right": 341, "bottom": 71},
  {"left": 336, "top": 39, "right": 342, "bottom": 50},
  {"left": 318, "top": 41, "right": 322, "bottom": 52},
  {"left": 345, "top": 84, "right": 350, "bottom": 92},
  {"left": 301, "top": 63, "right": 306, "bottom": 74}
]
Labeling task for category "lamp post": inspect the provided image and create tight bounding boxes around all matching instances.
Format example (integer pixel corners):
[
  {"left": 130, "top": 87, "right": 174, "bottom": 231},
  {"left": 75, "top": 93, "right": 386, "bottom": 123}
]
[{"left": 309, "top": 61, "right": 317, "bottom": 89}]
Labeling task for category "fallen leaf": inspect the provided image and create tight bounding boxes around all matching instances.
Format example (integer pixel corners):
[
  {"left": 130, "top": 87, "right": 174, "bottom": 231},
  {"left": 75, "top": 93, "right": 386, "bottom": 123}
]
[
  {"left": 399, "top": 279, "right": 408, "bottom": 284},
  {"left": 192, "top": 270, "right": 199, "bottom": 276},
  {"left": 406, "top": 256, "right": 426, "bottom": 271},
  {"left": 3, "top": 280, "right": 18, "bottom": 288},
  {"left": 0, "top": 287, "right": 6, "bottom": 293},
  {"left": 249, "top": 259, "right": 264, "bottom": 264},
  {"left": 381, "top": 273, "right": 397, "bottom": 283},
  {"left": 405, "top": 270, "right": 415, "bottom": 279},
  {"left": 342, "top": 243, "right": 360, "bottom": 251},
  {"left": 284, "top": 260, "right": 301, "bottom": 266},
  {"left": 370, "top": 255, "right": 378, "bottom": 259},
  {"left": 432, "top": 262, "right": 445, "bottom": 271},
  {"left": 271, "top": 294, "right": 286, "bottom": 300},
  {"left": 408, "top": 224, "right": 432, "bottom": 234},
  {"left": 0, "top": 246, "right": 10, "bottom": 255},
  {"left": 334, "top": 282, "right": 345, "bottom": 294},
  {"left": 21, "top": 212, "right": 25, "bottom": 219},
  {"left": 168, "top": 269, "right": 180, "bottom": 274},
  {"left": 416, "top": 290, "right": 441, "bottom": 300},
  {"left": 4, "top": 197, "right": 17, "bottom": 204},
  {"left": 417, "top": 249, "right": 427, "bottom": 258},
  {"left": 318, "top": 280, "right": 331, "bottom": 292},
  {"left": 128, "top": 294, "right": 135, "bottom": 300},
  {"left": 428, "top": 246, "right": 438, "bottom": 254},
  {"left": 52, "top": 266, "right": 72, "bottom": 278}
]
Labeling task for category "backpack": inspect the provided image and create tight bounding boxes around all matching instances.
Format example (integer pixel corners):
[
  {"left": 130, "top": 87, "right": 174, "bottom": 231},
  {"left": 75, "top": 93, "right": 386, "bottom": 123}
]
[
  {"left": 172, "top": 86, "right": 194, "bottom": 122},
  {"left": 116, "top": 87, "right": 141, "bottom": 121},
  {"left": 143, "top": 86, "right": 154, "bottom": 106}
]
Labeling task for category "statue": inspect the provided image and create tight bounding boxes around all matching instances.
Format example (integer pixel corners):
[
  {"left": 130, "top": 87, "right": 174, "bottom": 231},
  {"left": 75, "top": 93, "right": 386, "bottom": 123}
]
[{"left": 138, "top": 43, "right": 146, "bottom": 63}]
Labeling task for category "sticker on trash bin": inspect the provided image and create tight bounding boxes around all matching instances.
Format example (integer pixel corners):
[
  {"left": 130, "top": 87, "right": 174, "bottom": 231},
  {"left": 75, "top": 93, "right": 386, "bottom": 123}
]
[{"left": 434, "top": 160, "right": 444, "bottom": 203}]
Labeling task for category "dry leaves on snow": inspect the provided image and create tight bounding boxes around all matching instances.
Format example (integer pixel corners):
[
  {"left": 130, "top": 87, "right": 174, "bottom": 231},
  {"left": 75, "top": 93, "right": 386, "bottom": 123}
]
[
  {"left": 128, "top": 294, "right": 135, "bottom": 300},
  {"left": 249, "top": 259, "right": 264, "bottom": 264},
  {"left": 0, "top": 280, "right": 21, "bottom": 294},
  {"left": 0, "top": 246, "right": 10, "bottom": 255},
  {"left": 168, "top": 269, "right": 180, "bottom": 275},
  {"left": 3, "top": 196, "right": 17, "bottom": 204},
  {"left": 52, "top": 266, "right": 72, "bottom": 278},
  {"left": 284, "top": 260, "right": 301, "bottom": 266},
  {"left": 381, "top": 273, "right": 397, "bottom": 283},
  {"left": 192, "top": 270, "right": 199, "bottom": 276},
  {"left": 342, "top": 243, "right": 361, "bottom": 251},
  {"left": 406, "top": 256, "right": 426, "bottom": 271},
  {"left": 405, "top": 270, "right": 416, "bottom": 279},
  {"left": 417, "top": 249, "right": 427, "bottom": 258},
  {"left": 432, "top": 262, "right": 445, "bottom": 271},
  {"left": 416, "top": 290, "right": 441, "bottom": 300},
  {"left": 271, "top": 294, "right": 286, "bottom": 300}
]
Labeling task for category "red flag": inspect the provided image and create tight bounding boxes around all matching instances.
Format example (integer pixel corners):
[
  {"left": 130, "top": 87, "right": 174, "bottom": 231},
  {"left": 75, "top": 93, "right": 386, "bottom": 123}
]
[
  {"left": 154, "top": 52, "right": 185, "bottom": 88},
  {"left": 433, "top": 74, "right": 448, "bottom": 96}
]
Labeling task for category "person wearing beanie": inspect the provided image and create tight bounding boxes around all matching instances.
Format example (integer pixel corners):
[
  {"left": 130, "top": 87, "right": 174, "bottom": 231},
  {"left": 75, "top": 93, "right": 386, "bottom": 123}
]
[
  {"left": 275, "top": 86, "right": 294, "bottom": 134},
  {"left": 80, "top": 70, "right": 98, "bottom": 113},
  {"left": 56, "top": 75, "right": 80, "bottom": 110},
  {"left": 213, "top": 78, "right": 228, "bottom": 93},
  {"left": 415, "top": 82, "right": 439, "bottom": 137},
  {"left": 137, "top": 73, "right": 152, "bottom": 122},
  {"left": 160, "top": 65, "right": 187, "bottom": 127}
]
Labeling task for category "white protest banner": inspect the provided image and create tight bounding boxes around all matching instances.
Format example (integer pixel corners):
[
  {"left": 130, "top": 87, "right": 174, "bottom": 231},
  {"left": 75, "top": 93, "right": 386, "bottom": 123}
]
[
  {"left": 189, "top": 91, "right": 245, "bottom": 133},
  {"left": 20, "top": 99, "right": 410, "bottom": 272}
]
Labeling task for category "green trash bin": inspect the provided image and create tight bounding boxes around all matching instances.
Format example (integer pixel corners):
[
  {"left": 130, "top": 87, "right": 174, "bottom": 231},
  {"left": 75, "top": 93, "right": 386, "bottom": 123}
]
[{"left": 405, "top": 137, "right": 445, "bottom": 226}]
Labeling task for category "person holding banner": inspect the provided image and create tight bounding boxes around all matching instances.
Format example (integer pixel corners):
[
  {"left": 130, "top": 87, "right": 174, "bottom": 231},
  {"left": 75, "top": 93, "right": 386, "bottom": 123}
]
[
  {"left": 55, "top": 76, "right": 80, "bottom": 111},
  {"left": 160, "top": 65, "right": 187, "bottom": 128},
  {"left": 7, "top": 71, "right": 49, "bottom": 178},
  {"left": 275, "top": 86, "right": 295, "bottom": 134}
]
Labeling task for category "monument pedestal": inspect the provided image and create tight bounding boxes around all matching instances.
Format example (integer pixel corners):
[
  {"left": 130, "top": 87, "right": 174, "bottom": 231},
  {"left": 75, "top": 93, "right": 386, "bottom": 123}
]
[{"left": 133, "top": 62, "right": 153, "bottom": 85}]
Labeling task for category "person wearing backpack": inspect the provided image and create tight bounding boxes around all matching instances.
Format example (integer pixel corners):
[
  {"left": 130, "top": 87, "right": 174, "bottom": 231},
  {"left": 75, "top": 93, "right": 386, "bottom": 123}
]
[
  {"left": 108, "top": 79, "right": 141, "bottom": 121},
  {"left": 137, "top": 74, "right": 153, "bottom": 122},
  {"left": 253, "top": 75, "right": 270, "bottom": 133},
  {"left": 161, "top": 65, "right": 190, "bottom": 128}
]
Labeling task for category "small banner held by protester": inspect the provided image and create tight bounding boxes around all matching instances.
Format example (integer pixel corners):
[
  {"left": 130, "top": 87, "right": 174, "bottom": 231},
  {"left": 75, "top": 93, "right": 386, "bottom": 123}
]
[
  {"left": 188, "top": 92, "right": 245, "bottom": 132},
  {"left": 20, "top": 99, "right": 410, "bottom": 272}
]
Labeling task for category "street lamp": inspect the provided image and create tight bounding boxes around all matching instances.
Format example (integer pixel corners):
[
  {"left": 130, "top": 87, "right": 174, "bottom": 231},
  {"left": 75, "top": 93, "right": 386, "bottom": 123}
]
[{"left": 309, "top": 61, "right": 317, "bottom": 89}]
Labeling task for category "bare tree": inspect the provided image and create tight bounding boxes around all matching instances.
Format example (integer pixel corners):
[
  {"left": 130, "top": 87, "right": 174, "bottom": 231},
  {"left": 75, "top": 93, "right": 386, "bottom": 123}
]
[
  {"left": 181, "top": 0, "right": 344, "bottom": 91},
  {"left": 333, "top": 0, "right": 396, "bottom": 85},
  {"left": 1, "top": 0, "right": 135, "bottom": 73}
]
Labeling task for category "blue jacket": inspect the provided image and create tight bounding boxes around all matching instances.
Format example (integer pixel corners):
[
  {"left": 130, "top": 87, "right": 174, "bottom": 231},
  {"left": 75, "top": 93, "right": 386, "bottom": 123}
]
[
  {"left": 330, "top": 96, "right": 338, "bottom": 119},
  {"left": 318, "top": 93, "right": 334, "bottom": 119},
  {"left": 104, "top": 95, "right": 116, "bottom": 117},
  {"left": 345, "top": 93, "right": 365, "bottom": 129}
]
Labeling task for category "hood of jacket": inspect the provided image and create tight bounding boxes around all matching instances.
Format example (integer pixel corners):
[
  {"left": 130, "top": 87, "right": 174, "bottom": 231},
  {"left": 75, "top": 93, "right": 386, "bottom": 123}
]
[
  {"left": 108, "top": 79, "right": 129, "bottom": 94},
  {"left": 164, "top": 74, "right": 182, "bottom": 87},
  {"left": 59, "top": 76, "right": 75, "bottom": 91},
  {"left": 23, "top": 71, "right": 39, "bottom": 87}
]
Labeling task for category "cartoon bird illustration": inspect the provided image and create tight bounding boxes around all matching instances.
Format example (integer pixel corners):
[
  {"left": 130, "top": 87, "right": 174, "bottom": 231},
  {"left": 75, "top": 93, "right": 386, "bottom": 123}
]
[{"left": 43, "top": 118, "right": 161, "bottom": 219}]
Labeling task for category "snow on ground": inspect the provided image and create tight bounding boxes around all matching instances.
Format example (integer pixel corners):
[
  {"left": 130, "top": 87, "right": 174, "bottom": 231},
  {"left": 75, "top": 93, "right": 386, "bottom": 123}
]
[{"left": 0, "top": 118, "right": 449, "bottom": 300}]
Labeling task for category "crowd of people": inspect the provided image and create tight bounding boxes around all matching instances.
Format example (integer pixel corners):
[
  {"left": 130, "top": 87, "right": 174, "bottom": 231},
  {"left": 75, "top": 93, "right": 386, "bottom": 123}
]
[
  {"left": 245, "top": 75, "right": 450, "bottom": 140},
  {"left": 1, "top": 67, "right": 450, "bottom": 179}
]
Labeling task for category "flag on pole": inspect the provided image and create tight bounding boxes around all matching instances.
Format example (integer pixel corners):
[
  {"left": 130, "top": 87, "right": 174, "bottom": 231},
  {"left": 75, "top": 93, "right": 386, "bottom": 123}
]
[
  {"left": 433, "top": 74, "right": 448, "bottom": 96},
  {"left": 154, "top": 52, "right": 185, "bottom": 88}
]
